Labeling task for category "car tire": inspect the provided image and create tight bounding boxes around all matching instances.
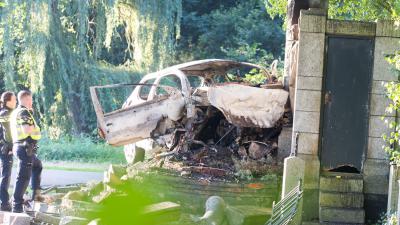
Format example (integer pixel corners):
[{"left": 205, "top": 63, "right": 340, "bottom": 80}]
[{"left": 124, "top": 144, "right": 145, "bottom": 164}]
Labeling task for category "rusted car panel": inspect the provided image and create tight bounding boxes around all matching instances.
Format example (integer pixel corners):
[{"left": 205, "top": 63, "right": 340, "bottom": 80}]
[
  {"left": 208, "top": 84, "right": 288, "bottom": 128},
  {"left": 91, "top": 87, "right": 185, "bottom": 146}
]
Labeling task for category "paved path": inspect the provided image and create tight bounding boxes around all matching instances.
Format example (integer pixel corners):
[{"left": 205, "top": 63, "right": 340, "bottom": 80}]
[{"left": 9, "top": 169, "right": 103, "bottom": 187}]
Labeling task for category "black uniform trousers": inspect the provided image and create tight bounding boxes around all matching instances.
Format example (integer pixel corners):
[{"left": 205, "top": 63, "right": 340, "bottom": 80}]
[
  {"left": 0, "top": 149, "right": 12, "bottom": 207},
  {"left": 12, "top": 143, "right": 42, "bottom": 211}
]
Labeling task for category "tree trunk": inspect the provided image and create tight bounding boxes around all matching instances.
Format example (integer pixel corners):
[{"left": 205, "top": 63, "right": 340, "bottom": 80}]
[{"left": 283, "top": 0, "right": 328, "bottom": 111}]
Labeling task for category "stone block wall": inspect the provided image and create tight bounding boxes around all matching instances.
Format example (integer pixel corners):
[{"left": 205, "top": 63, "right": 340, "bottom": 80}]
[
  {"left": 290, "top": 9, "right": 326, "bottom": 221},
  {"left": 364, "top": 20, "right": 400, "bottom": 220},
  {"left": 288, "top": 10, "right": 400, "bottom": 223}
]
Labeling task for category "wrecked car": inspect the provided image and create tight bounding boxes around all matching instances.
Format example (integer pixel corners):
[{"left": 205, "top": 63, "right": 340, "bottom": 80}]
[{"left": 90, "top": 59, "right": 289, "bottom": 170}]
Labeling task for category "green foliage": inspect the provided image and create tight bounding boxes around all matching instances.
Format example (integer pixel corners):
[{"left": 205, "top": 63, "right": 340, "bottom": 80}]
[
  {"left": 242, "top": 68, "right": 267, "bottom": 85},
  {"left": 328, "top": 0, "right": 397, "bottom": 21},
  {"left": 0, "top": 0, "right": 180, "bottom": 137},
  {"left": 176, "top": 0, "right": 285, "bottom": 66},
  {"left": 86, "top": 175, "right": 171, "bottom": 225},
  {"left": 382, "top": 59, "right": 400, "bottom": 164},
  {"left": 264, "top": 0, "right": 398, "bottom": 21},
  {"left": 38, "top": 136, "right": 125, "bottom": 164},
  {"left": 105, "top": 0, "right": 182, "bottom": 71},
  {"left": 265, "top": 0, "right": 287, "bottom": 20}
]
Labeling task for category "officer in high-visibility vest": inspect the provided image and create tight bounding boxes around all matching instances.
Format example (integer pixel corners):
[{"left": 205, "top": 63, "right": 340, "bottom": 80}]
[
  {"left": 10, "top": 90, "right": 43, "bottom": 213},
  {"left": 0, "top": 91, "right": 16, "bottom": 211}
]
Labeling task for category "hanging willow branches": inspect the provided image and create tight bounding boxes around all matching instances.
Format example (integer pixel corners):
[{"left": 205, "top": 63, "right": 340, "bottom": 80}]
[
  {"left": 104, "top": 0, "right": 182, "bottom": 71},
  {"left": 0, "top": 0, "right": 182, "bottom": 137}
]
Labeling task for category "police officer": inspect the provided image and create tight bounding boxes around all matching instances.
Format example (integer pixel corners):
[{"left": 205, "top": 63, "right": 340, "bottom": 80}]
[
  {"left": 0, "top": 92, "right": 16, "bottom": 211},
  {"left": 10, "top": 90, "right": 43, "bottom": 213}
]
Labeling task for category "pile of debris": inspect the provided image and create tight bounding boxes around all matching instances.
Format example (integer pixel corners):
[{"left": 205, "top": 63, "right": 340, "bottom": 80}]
[{"left": 148, "top": 108, "right": 292, "bottom": 181}]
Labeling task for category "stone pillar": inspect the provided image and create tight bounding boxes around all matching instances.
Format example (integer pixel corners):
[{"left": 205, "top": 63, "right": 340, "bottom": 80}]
[
  {"left": 397, "top": 180, "right": 400, "bottom": 221},
  {"left": 364, "top": 20, "right": 400, "bottom": 220},
  {"left": 284, "top": 9, "right": 326, "bottom": 222},
  {"left": 388, "top": 164, "right": 400, "bottom": 215}
]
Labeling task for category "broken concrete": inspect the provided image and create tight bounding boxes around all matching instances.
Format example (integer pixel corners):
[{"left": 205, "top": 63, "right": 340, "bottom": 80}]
[
  {"left": 59, "top": 216, "right": 88, "bottom": 225},
  {"left": 3, "top": 212, "right": 31, "bottom": 225},
  {"left": 191, "top": 196, "right": 227, "bottom": 225},
  {"left": 34, "top": 211, "right": 60, "bottom": 225},
  {"left": 226, "top": 205, "right": 271, "bottom": 225}
]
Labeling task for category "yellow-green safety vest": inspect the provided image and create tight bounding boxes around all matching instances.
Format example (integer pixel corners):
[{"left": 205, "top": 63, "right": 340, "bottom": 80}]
[{"left": 10, "top": 107, "right": 41, "bottom": 142}]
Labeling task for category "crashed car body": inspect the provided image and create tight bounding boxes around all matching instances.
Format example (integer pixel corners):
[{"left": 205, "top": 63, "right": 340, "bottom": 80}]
[{"left": 90, "top": 59, "right": 289, "bottom": 151}]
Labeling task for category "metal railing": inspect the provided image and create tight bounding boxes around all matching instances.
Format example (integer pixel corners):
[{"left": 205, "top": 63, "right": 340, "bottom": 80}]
[{"left": 265, "top": 180, "right": 303, "bottom": 225}]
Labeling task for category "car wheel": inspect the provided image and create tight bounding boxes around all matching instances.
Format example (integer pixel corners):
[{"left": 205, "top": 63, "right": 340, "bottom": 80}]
[{"left": 124, "top": 143, "right": 145, "bottom": 164}]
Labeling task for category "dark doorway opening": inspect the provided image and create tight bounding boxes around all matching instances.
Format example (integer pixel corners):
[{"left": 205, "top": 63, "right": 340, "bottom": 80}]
[{"left": 328, "top": 165, "right": 360, "bottom": 174}]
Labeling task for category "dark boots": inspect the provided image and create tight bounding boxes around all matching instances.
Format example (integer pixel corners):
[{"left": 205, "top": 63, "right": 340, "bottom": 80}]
[{"left": 32, "top": 189, "right": 45, "bottom": 202}]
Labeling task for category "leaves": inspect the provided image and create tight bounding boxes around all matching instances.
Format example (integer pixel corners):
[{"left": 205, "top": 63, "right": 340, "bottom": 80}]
[{"left": 0, "top": 0, "right": 180, "bottom": 137}]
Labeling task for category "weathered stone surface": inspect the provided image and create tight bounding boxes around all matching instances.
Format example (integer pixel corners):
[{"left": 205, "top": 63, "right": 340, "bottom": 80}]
[
  {"left": 282, "top": 156, "right": 305, "bottom": 197},
  {"left": 365, "top": 193, "right": 388, "bottom": 222},
  {"left": 226, "top": 205, "right": 272, "bottom": 225},
  {"left": 294, "top": 132, "right": 319, "bottom": 155},
  {"left": 320, "top": 207, "right": 365, "bottom": 224},
  {"left": 143, "top": 202, "right": 181, "bottom": 224},
  {"left": 34, "top": 202, "right": 50, "bottom": 213},
  {"left": 373, "top": 37, "right": 400, "bottom": 81},
  {"left": 371, "top": 80, "right": 387, "bottom": 94},
  {"left": 326, "top": 20, "right": 376, "bottom": 36},
  {"left": 376, "top": 20, "right": 400, "bottom": 38},
  {"left": 278, "top": 127, "right": 292, "bottom": 161},
  {"left": 363, "top": 158, "right": 390, "bottom": 195},
  {"left": 299, "top": 10, "right": 326, "bottom": 33},
  {"left": 0, "top": 212, "right": 4, "bottom": 224},
  {"left": 368, "top": 115, "right": 395, "bottom": 138},
  {"left": 59, "top": 216, "right": 88, "bottom": 225},
  {"left": 60, "top": 199, "right": 100, "bottom": 217},
  {"left": 320, "top": 174, "right": 363, "bottom": 193},
  {"left": 367, "top": 137, "right": 389, "bottom": 160},
  {"left": 370, "top": 94, "right": 394, "bottom": 117},
  {"left": 143, "top": 201, "right": 180, "bottom": 215},
  {"left": 55, "top": 185, "right": 81, "bottom": 193},
  {"left": 301, "top": 222, "right": 320, "bottom": 225},
  {"left": 320, "top": 191, "right": 364, "bottom": 208},
  {"left": 293, "top": 111, "right": 320, "bottom": 134},
  {"left": 387, "top": 164, "right": 400, "bottom": 213},
  {"left": 296, "top": 76, "right": 323, "bottom": 91},
  {"left": 297, "top": 32, "right": 325, "bottom": 78},
  {"left": 298, "top": 154, "right": 320, "bottom": 189},
  {"left": 295, "top": 90, "right": 321, "bottom": 112},
  {"left": 34, "top": 212, "right": 61, "bottom": 225},
  {"left": 301, "top": 189, "right": 319, "bottom": 222},
  {"left": 3, "top": 212, "right": 31, "bottom": 225}
]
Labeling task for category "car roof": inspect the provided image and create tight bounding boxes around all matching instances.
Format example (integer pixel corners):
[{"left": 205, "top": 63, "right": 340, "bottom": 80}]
[{"left": 141, "top": 59, "right": 266, "bottom": 80}]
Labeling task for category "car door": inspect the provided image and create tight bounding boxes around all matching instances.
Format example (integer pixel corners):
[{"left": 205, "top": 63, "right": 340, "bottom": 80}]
[{"left": 90, "top": 72, "right": 186, "bottom": 146}]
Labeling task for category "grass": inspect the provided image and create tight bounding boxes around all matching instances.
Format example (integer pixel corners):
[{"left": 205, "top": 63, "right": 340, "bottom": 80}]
[{"left": 38, "top": 136, "right": 126, "bottom": 165}]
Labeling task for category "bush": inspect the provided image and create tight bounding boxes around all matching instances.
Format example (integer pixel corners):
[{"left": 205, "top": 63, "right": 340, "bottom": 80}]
[{"left": 38, "top": 136, "right": 125, "bottom": 164}]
